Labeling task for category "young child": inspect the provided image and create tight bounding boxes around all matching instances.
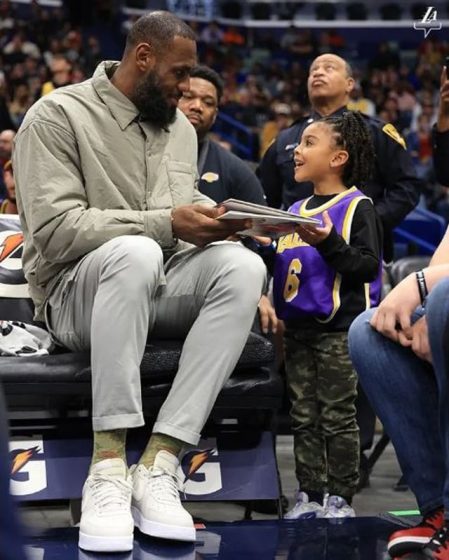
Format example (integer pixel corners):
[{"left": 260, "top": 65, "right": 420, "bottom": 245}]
[{"left": 273, "top": 111, "right": 382, "bottom": 519}]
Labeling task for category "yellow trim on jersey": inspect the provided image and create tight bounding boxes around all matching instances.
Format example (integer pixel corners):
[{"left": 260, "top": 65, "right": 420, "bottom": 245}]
[
  {"left": 364, "top": 282, "right": 371, "bottom": 310},
  {"left": 298, "top": 186, "right": 358, "bottom": 217},
  {"left": 316, "top": 194, "right": 368, "bottom": 324}
]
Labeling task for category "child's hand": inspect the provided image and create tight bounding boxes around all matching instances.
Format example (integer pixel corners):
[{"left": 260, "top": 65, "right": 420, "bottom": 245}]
[{"left": 296, "top": 210, "right": 333, "bottom": 246}]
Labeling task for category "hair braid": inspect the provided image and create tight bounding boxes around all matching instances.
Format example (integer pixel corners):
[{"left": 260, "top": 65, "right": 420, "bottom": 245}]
[{"left": 322, "top": 111, "right": 375, "bottom": 189}]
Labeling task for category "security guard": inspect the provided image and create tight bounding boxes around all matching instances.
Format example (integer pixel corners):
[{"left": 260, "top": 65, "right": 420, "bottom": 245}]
[
  {"left": 258, "top": 53, "right": 423, "bottom": 263},
  {"left": 178, "top": 65, "right": 266, "bottom": 206}
]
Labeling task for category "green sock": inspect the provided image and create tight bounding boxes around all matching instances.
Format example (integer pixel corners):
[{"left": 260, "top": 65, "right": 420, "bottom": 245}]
[
  {"left": 91, "top": 429, "right": 127, "bottom": 468},
  {"left": 139, "top": 433, "right": 185, "bottom": 468}
]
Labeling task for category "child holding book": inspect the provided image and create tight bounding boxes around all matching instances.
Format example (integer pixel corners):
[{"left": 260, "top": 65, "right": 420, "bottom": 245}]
[{"left": 273, "top": 111, "right": 382, "bottom": 518}]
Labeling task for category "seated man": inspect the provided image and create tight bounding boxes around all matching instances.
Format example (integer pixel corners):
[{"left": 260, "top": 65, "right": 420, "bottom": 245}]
[
  {"left": 13, "top": 11, "right": 266, "bottom": 554},
  {"left": 348, "top": 67, "right": 449, "bottom": 560}
]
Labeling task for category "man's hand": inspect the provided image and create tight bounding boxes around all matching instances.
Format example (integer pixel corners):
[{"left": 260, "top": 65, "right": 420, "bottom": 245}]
[
  {"left": 295, "top": 210, "right": 333, "bottom": 246},
  {"left": 397, "top": 316, "right": 432, "bottom": 363},
  {"left": 171, "top": 205, "right": 252, "bottom": 247},
  {"left": 370, "top": 272, "right": 421, "bottom": 341},
  {"left": 437, "top": 67, "right": 449, "bottom": 132},
  {"left": 258, "top": 295, "right": 278, "bottom": 334}
]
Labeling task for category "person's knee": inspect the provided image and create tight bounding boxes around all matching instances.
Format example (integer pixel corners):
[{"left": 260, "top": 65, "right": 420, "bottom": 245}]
[
  {"left": 221, "top": 245, "right": 266, "bottom": 299},
  {"left": 348, "top": 309, "right": 376, "bottom": 355},
  {"left": 101, "top": 236, "right": 164, "bottom": 289}
]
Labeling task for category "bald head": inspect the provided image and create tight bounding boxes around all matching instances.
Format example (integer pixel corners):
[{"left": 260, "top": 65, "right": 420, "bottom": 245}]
[{"left": 307, "top": 54, "right": 355, "bottom": 112}]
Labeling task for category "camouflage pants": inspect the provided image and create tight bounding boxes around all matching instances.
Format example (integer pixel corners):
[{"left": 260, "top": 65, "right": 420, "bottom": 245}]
[{"left": 284, "top": 329, "right": 360, "bottom": 498}]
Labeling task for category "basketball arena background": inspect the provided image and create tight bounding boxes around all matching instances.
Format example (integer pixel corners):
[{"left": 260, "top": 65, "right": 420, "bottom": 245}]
[{"left": 1, "top": 0, "right": 448, "bottom": 558}]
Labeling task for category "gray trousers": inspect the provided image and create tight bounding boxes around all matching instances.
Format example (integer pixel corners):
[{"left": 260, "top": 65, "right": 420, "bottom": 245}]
[{"left": 46, "top": 236, "right": 266, "bottom": 445}]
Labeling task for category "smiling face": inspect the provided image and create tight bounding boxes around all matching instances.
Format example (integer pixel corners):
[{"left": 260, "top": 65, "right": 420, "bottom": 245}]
[
  {"left": 178, "top": 76, "right": 218, "bottom": 140},
  {"left": 307, "top": 54, "right": 354, "bottom": 107},
  {"left": 293, "top": 121, "right": 348, "bottom": 184},
  {"left": 131, "top": 35, "right": 197, "bottom": 128}
]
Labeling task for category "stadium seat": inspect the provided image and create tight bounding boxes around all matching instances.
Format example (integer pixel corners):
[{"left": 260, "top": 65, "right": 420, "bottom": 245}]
[{"left": 346, "top": 2, "right": 368, "bottom": 20}]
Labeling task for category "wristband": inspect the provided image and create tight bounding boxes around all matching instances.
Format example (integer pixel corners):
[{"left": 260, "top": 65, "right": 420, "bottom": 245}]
[{"left": 415, "top": 270, "right": 428, "bottom": 305}]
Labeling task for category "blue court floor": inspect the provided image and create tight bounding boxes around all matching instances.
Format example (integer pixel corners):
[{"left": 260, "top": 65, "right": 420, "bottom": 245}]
[{"left": 25, "top": 517, "right": 400, "bottom": 560}]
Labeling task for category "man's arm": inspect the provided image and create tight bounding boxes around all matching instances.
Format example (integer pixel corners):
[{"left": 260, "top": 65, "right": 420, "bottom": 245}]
[
  {"left": 371, "top": 225, "right": 449, "bottom": 340},
  {"left": 371, "top": 123, "right": 422, "bottom": 231}
]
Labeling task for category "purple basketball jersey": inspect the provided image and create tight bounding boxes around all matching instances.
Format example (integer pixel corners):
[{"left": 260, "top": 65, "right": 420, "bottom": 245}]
[{"left": 273, "top": 187, "right": 382, "bottom": 323}]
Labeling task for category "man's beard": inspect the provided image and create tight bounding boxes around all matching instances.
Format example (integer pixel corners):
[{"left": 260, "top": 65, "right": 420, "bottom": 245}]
[{"left": 132, "top": 71, "right": 177, "bottom": 129}]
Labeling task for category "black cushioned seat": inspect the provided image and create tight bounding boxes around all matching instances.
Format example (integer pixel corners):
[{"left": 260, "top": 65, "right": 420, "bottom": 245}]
[{"left": 2, "top": 332, "right": 282, "bottom": 414}]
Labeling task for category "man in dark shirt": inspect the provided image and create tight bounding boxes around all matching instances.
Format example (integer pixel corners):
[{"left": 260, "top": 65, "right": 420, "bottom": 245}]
[
  {"left": 258, "top": 53, "right": 422, "bottom": 263},
  {"left": 178, "top": 65, "right": 266, "bottom": 205}
]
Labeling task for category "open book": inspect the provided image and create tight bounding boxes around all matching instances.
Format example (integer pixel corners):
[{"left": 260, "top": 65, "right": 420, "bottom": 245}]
[{"left": 217, "top": 198, "right": 321, "bottom": 237}]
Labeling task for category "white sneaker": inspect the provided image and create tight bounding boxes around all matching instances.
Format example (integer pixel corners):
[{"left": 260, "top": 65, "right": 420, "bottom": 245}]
[
  {"left": 131, "top": 450, "right": 196, "bottom": 542},
  {"left": 325, "top": 495, "right": 356, "bottom": 518},
  {"left": 78, "top": 458, "right": 134, "bottom": 552},
  {"left": 284, "top": 491, "right": 326, "bottom": 520}
]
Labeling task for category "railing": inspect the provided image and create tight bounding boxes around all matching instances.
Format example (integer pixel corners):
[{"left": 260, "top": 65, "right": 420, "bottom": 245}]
[
  {"left": 394, "top": 207, "right": 447, "bottom": 256},
  {"left": 212, "top": 112, "right": 256, "bottom": 161}
]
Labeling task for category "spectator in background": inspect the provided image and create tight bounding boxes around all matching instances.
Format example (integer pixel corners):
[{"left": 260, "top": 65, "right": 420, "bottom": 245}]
[
  {"left": 41, "top": 54, "right": 72, "bottom": 96},
  {"left": 199, "top": 20, "right": 224, "bottom": 45},
  {"left": 407, "top": 113, "right": 434, "bottom": 182},
  {"left": 0, "top": 160, "right": 17, "bottom": 214},
  {"left": 3, "top": 31, "right": 41, "bottom": 64},
  {"left": 178, "top": 65, "right": 266, "bottom": 206},
  {"left": 260, "top": 102, "right": 293, "bottom": 158},
  {"left": 347, "top": 82, "right": 375, "bottom": 117},
  {"left": 222, "top": 25, "right": 245, "bottom": 47},
  {"left": 0, "top": 129, "right": 15, "bottom": 167},
  {"left": 8, "top": 84, "right": 32, "bottom": 128}
]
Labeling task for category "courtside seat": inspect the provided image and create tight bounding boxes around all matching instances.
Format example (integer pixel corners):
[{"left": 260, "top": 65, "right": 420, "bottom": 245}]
[{"left": 1, "top": 333, "right": 281, "bottom": 414}]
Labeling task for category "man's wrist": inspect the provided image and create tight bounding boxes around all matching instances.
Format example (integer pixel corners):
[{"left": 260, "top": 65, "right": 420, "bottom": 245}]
[{"left": 415, "top": 270, "right": 428, "bottom": 306}]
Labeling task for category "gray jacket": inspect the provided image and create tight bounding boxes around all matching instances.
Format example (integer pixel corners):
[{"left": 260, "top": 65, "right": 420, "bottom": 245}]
[{"left": 14, "top": 61, "right": 212, "bottom": 319}]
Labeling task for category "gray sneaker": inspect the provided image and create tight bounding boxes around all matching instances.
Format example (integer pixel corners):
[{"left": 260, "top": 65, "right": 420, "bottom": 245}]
[
  {"left": 284, "top": 491, "right": 326, "bottom": 520},
  {"left": 325, "top": 495, "right": 355, "bottom": 518}
]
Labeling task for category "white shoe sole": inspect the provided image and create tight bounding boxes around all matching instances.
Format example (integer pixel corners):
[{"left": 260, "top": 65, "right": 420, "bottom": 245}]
[
  {"left": 132, "top": 506, "right": 196, "bottom": 542},
  {"left": 79, "top": 531, "right": 133, "bottom": 552}
]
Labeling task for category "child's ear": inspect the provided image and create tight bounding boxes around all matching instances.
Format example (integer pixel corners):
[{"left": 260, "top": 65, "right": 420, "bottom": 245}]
[{"left": 330, "top": 149, "right": 349, "bottom": 169}]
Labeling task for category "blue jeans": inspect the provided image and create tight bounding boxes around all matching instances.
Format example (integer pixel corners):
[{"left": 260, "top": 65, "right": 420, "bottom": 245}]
[{"left": 348, "top": 278, "right": 449, "bottom": 517}]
